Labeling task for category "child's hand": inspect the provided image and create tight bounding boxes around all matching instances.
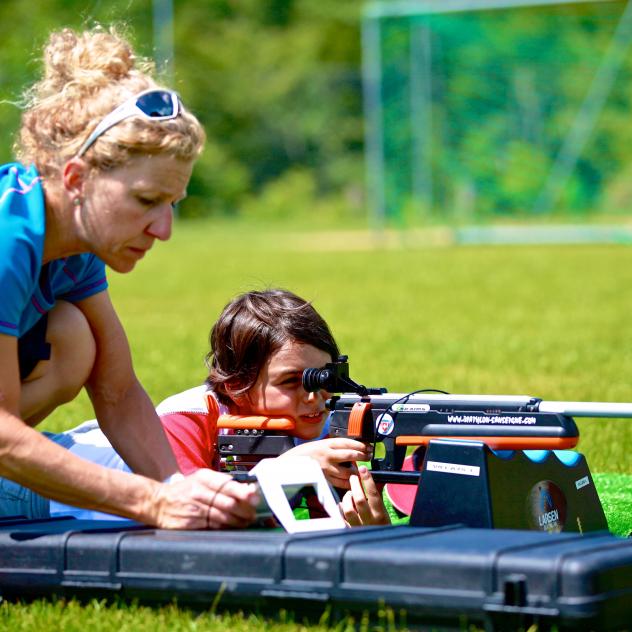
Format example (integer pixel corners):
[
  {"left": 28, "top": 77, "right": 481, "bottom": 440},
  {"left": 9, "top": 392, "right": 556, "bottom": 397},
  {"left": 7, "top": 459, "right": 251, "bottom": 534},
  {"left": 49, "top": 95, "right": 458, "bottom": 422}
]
[
  {"left": 281, "top": 438, "right": 370, "bottom": 489},
  {"left": 340, "top": 465, "right": 391, "bottom": 527}
]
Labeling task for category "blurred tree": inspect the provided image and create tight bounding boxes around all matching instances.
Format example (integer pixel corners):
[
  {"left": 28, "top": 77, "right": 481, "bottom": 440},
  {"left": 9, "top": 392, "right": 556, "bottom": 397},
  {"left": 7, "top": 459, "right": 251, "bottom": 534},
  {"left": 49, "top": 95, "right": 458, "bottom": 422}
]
[{"left": 174, "top": 0, "right": 365, "bottom": 218}]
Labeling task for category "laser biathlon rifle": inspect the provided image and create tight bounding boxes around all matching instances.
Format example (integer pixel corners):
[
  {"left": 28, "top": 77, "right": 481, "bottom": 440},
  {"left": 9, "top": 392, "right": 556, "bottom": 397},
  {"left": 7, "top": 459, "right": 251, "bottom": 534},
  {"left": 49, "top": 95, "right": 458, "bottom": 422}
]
[
  {"left": 303, "top": 356, "right": 632, "bottom": 484},
  {"left": 213, "top": 355, "right": 632, "bottom": 483}
]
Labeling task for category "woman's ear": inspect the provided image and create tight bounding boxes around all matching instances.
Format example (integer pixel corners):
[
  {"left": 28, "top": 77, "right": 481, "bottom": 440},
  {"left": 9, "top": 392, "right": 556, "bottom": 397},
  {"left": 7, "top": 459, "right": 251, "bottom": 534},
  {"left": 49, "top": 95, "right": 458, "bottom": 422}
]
[{"left": 62, "top": 158, "right": 89, "bottom": 201}]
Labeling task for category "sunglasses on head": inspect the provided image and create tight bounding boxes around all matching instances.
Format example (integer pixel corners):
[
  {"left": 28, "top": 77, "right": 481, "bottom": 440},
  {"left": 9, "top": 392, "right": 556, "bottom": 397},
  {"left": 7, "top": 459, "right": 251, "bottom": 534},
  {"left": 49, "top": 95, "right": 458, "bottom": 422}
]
[{"left": 76, "top": 88, "right": 181, "bottom": 158}]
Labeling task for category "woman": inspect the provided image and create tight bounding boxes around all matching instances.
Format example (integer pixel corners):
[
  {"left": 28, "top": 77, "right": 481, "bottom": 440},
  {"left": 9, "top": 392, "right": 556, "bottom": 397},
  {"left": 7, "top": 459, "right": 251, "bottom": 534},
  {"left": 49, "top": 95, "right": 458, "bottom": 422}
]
[
  {"left": 0, "top": 27, "right": 259, "bottom": 529},
  {"left": 24, "top": 289, "right": 390, "bottom": 527}
]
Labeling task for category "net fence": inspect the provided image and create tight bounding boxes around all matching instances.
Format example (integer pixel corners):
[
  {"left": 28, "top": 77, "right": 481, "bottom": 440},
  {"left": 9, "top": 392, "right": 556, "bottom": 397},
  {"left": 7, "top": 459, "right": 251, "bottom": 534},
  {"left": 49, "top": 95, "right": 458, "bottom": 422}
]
[{"left": 362, "top": 0, "right": 632, "bottom": 240}]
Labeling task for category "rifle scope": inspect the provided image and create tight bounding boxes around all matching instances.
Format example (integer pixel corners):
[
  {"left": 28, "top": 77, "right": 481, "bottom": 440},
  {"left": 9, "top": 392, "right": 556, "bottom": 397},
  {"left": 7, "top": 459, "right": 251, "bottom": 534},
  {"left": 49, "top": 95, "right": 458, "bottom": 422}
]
[
  {"left": 302, "top": 356, "right": 384, "bottom": 396},
  {"left": 302, "top": 356, "right": 350, "bottom": 392}
]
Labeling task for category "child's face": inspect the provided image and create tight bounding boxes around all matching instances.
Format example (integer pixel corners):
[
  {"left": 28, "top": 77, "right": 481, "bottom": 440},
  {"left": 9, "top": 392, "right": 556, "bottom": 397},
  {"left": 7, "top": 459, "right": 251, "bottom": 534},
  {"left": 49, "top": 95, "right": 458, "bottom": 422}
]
[{"left": 241, "top": 340, "right": 331, "bottom": 440}]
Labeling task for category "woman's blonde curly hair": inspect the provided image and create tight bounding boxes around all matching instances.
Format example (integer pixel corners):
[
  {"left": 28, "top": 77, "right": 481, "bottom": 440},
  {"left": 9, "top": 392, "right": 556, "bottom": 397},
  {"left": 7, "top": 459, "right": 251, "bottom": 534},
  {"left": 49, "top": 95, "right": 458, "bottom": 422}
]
[{"left": 14, "top": 26, "right": 205, "bottom": 177}]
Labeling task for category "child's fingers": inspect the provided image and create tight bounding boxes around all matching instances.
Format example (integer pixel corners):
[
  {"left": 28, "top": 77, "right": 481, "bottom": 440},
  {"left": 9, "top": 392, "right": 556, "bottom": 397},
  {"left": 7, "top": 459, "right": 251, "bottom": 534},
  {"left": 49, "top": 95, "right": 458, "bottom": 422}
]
[
  {"left": 337, "top": 470, "right": 391, "bottom": 527},
  {"left": 328, "top": 438, "right": 367, "bottom": 451},
  {"left": 327, "top": 471, "right": 353, "bottom": 489},
  {"left": 348, "top": 472, "right": 372, "bottom": 521},
  {"left": 340, "top": 489, "right": 361, "bottom": 526},
  {"left": 326, "top": 439, "right": 371, "bottom": 460},
  {"left": 358, "top": 466, "right": 381, "bottom": 500},
  {"left": 331, "top": 477, "right": 351, "bottom": 490},
  {"left": 330, "top": 448, "right": 369, "bottom": 465},
  {"left": 357, "top": 466, "right": 391, "bottom": 524},
  {"left": 325, "top": 462, "right": 359, "bottom": 489}
]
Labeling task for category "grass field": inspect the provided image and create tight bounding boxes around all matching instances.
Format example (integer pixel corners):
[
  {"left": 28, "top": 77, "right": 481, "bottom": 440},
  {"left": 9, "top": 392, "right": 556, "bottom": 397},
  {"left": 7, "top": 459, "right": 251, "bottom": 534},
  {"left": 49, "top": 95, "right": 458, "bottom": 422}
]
[{"left": 10, "top": 217, "right": 632, "bottom": 629}]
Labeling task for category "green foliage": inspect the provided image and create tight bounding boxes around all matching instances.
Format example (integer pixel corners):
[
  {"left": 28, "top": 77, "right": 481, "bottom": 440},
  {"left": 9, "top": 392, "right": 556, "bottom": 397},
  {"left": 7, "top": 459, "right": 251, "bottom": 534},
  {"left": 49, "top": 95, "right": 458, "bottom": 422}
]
[
  {"left": 184, "top": 139, "right": 250, "bottom": 217},
  {"left": 239, "top": 168, "right": 363, "bottom": 225},
  {"left": 175, "top": 0, "right": 365, "bottom": 214}
]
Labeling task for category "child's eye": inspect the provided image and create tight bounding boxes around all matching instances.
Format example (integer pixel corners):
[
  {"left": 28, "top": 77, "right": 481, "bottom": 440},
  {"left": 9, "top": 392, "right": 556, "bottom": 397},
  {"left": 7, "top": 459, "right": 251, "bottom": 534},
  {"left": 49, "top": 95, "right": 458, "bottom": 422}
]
[{"left": 281, "top": 377, "right": 301, "bottom": 386}]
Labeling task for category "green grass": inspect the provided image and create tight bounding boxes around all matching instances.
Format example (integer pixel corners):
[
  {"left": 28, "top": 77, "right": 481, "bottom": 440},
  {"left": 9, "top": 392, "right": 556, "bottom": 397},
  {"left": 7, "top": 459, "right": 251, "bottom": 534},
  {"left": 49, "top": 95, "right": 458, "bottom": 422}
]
[
  {"left": 22, "top": 216, "right": 632, "bottom": 629},
  {"left": 0, "top": 598, "right": 383, "bottom": 632}
]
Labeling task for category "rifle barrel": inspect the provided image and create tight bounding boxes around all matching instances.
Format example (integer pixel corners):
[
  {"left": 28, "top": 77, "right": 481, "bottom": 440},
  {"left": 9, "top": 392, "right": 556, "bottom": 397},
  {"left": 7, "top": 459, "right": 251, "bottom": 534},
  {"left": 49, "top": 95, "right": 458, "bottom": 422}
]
[
  {"left": 335, "top": 393, "right": 632, "bottom": 418},
  {"left": 538, "top": 401, "right": 632, "bottom": 418}
]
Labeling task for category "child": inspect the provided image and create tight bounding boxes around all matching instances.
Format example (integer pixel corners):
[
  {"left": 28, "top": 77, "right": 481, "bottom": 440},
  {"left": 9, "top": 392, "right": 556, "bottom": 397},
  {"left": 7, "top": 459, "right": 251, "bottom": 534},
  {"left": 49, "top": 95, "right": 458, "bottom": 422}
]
[
  {"left": 154, "top": 288, "right": 389, "bottom": 526},
  {"left": 22, "top": 289, "right": 390, "bottom": 527}
]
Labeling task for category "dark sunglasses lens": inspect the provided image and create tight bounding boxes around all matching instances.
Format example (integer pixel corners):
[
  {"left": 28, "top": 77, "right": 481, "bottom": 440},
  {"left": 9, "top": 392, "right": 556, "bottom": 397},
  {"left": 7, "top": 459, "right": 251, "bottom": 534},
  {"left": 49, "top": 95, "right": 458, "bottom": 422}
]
[{"left": 136, "top": 91, "right": 176, "bottom": 117}]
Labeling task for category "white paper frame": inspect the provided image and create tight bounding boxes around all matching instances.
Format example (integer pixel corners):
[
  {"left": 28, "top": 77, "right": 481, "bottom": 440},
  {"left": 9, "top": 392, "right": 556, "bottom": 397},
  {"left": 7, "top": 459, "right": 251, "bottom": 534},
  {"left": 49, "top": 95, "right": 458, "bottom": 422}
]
[{"left": 250, "top": 457, "right": 347, "bottom": 533}]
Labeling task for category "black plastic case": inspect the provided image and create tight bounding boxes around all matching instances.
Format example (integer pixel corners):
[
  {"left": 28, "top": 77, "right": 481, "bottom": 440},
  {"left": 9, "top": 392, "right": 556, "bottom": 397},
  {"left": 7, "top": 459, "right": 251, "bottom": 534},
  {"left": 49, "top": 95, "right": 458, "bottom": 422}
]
[{"left": 1, "top": 517, "right": 631, "bottom": 630}]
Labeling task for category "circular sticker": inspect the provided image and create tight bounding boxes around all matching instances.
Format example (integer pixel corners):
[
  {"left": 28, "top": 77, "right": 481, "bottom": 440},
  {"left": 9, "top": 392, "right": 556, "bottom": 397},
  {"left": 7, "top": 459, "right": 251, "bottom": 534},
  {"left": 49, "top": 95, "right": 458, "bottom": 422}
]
[
  {"left": 375, "top": 413, "right": 395, "bottom": 436},
  {"left": 526, "top": 480, "right": 567, "bottom": 533}
]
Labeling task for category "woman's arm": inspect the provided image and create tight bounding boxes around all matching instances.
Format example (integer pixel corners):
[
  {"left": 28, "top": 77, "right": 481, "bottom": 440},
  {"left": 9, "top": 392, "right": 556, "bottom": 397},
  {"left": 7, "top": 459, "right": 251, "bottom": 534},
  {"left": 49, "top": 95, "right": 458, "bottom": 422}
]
[
  {"left": 76, "top": 290, "right": 178, "bottom": 481},
  {"left": 0, "top": 321, "right": 260, "bottom": 528},
  {"left": 0, "top": 402, "right": 258, "bottom": 527},
  {"left": 0, "top": 333, "right": 158, "bottom": 521}
]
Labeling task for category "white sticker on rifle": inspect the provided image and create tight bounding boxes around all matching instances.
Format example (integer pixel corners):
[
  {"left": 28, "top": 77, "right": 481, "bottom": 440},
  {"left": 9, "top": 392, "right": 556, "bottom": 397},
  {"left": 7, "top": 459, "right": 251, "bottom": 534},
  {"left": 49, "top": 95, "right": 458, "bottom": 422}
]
[
  {"left": 426, "top": 461, "right": 480, "bottom": 477},
  {"left": 376, "top": 413, "right": 395, "bottom": 435},
  {"left": 575, "top": 476, "right": 590, "bottom": 490},
  {"left": 392, "top": 403, "right": 430, "bottom": 413}
]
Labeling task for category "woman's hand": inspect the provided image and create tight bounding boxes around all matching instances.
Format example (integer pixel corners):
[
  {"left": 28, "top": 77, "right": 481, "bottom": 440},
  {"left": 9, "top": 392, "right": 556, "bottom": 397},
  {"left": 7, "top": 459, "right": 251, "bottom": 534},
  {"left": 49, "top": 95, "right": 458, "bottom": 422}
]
[
  {"left": 281, "top": 438, "right": 370, "bottom": 489},
  {"left": 151, "top": 468, "right": 260, "bottom": 529},
  {"left": 340, "top": 465, "right": 391, "bottom": 527}
]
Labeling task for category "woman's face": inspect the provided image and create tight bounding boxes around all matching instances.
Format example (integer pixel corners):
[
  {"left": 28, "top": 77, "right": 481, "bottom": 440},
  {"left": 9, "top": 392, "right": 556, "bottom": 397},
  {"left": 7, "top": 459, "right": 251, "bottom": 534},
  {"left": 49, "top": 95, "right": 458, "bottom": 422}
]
[
  {"left": 240, "top": 340, "right": 332, "bottom": 440},
  {"left": 76, "top": 154, "right": 193, "bottom": 273}
]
